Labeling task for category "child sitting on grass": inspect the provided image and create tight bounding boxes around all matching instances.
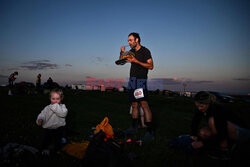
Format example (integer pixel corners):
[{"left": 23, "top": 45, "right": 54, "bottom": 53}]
[{"left": 36, "top": 88, "right": 68, "bottom": 155}]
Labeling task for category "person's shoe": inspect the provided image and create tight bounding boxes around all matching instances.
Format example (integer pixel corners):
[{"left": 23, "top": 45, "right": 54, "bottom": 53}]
[
  {"left": 142, "top": 132, "right": 155, "bottom": 141},
  {"left": 123, "top": 127, "right": 137, "bottom": 135}
]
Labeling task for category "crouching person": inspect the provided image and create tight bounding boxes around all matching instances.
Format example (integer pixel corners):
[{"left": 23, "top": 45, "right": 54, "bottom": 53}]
[
  {"left": 191, "top": 91, "right": 250, "bottom": 153},
  {"left": 36, "top": 88, "right": 68, "bottom": 155}
]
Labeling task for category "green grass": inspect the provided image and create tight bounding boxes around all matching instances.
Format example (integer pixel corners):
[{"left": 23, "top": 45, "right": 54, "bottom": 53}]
[{"left": 0, "top": 87, "right": 250, "bottom": 167}]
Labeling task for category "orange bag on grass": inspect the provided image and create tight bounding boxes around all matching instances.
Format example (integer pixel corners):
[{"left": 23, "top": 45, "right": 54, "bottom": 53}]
[
  {"left": 62, "top": 141, "right": 90, "bottom": 159},
  {"left": 94, "top": 117, "right": 114, "bottom": 139}
]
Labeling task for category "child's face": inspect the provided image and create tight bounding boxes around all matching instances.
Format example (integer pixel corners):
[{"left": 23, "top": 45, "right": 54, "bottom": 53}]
[{"left": 50, "top": 92, "right": 61, "bottom": 104}]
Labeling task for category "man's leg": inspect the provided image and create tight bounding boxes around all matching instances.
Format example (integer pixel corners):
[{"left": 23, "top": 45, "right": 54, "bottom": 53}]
[
  {"left": 131, "top": 102, "right": 139, "bottom": 129},
  {"left": 140, "top": 100, "right": 154, "bottom": 140},
  {"left": 140, "top": 101, "right": 152, "bottom": 122},
  {"left": 139, "top": 106, "right": 147, "bottom": 128}
]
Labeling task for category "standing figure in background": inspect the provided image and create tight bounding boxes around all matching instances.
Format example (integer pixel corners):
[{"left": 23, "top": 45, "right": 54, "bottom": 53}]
[
  {"left": 36, "top": 74, "right": 41, "bottom": 92},
  {"left": 8, "top": 71, "right": 18, "bottom": 95},
  {"left": 47, "top": 77, "right": 53, "bottom": 89},
  {"left": 47, "top": 77, "right": 53, "bottom": 85}
]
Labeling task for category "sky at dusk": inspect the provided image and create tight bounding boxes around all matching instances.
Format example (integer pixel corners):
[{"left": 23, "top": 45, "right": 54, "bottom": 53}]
[{"left": 0, "top": 0, "right": 249, "bottom": 94}]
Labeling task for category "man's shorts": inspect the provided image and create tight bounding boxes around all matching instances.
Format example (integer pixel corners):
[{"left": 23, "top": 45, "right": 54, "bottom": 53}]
[{"left": 127, "top": 77, "right": 148, "bottom": 102}]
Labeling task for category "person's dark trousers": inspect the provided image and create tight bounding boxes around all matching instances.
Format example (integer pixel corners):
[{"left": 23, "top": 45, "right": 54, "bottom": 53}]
[
  {"left": 40, "top": 126, "right": 65, "bottom": 151},
  {"left": 9, "top": 80, "right": 13, "bottom": 87},
  {"left": 8, "top": 81, "right": 13, "bottom": 89}
]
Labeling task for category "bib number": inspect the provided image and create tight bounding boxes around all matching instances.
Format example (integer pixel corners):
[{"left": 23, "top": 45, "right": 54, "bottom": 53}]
[{"left": 134, "top": 88, "right": 144, "bottom": 99}]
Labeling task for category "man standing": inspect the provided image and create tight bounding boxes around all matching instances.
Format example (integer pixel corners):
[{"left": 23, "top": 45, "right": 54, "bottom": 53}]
[{"left": 120, "top": 32, "right": 154, "bottom": 140}]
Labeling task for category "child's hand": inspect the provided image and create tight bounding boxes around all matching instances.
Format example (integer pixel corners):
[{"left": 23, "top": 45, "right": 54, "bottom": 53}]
[
  {"left": 50, "top": 103, "right": 60, "bottom": 111},
  {"left": 38, "top": 119, "right": 43, "bottom": 126}
]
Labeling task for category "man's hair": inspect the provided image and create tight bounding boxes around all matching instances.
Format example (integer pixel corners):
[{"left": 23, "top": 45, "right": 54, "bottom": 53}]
[
  {"left": 50, "top": 88, "right": 64, "bottom": 100},
  {"left": 128, "top": 32, "right": 141, "bottom": 43},
  {"left": 194, "top": 91, "right": 216, "bottom": 104}
]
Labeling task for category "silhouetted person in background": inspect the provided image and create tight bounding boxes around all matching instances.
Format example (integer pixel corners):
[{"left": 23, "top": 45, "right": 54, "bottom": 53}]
[
  {"left": 36, "top": 74, "right": 41, "bottom": 90},
  {"left": 46, "top": 77, "right": 53, "bottom": 89},
  {"left": 8, "top": 71, "right": 18, "bottom": 87},
  {"left": 47, "top": 77, "right": 53, "bottom": 84},
  {"left": 8, "top": 71, "right": 18, "bottom": 95}
]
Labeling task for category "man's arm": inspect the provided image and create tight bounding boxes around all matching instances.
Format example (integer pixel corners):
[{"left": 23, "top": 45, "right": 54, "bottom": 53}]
[{"left": 126, "top": 57, "right": 154, "bottom": 70}]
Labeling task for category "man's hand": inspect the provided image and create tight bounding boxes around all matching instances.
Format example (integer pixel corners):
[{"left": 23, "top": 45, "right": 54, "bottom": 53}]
[
  {"left": 120, "top": 46, "right": 125, "bottom": 53},
  {"left": 119, "top": 46, "right": 126, "bottom": 59},
  {"left": 38, "top": 119, "right": 43, "bottom": 126},
  {"left": 126, "top": 56, "right": 138, "bottom": 63}
]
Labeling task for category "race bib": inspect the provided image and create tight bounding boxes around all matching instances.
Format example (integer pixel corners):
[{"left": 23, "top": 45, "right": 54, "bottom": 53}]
[{"left": 134, "top": 88, "right": 144, "bottom": 99}]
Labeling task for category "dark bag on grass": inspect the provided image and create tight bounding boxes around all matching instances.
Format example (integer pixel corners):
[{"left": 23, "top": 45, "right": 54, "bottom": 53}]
[
  {"left": 83, "top": 131, "right": 132, "bottom": 167},
  {"left": 169, "top": 135, "right": 196, "bottom": 153},
  {"left": 0, "top": 143, "right": 39, "bottom": 167}
]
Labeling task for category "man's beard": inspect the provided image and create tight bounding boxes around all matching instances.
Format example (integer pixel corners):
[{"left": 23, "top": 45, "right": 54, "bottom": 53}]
[{"left": 130, "top": 42, "right": 137, "bottom": 49}]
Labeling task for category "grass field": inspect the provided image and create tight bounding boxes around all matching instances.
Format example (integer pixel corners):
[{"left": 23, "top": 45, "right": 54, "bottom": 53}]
[{"left": 0, "top": 87, "right": 250, "bottom": 167}]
